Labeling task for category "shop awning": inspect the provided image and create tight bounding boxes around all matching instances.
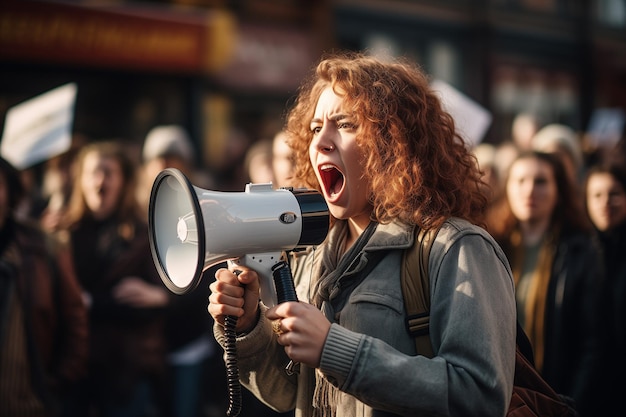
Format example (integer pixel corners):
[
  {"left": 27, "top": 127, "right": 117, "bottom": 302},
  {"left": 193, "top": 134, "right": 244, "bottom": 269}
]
[{"left": 0, "top": 0, "right": 235, "bottom": 74}]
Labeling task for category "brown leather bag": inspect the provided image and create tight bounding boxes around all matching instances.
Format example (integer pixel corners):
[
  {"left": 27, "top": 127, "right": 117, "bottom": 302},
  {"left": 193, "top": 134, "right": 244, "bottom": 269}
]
[{"left": 401, "top": 225, "right": 577, "bottom": 417}]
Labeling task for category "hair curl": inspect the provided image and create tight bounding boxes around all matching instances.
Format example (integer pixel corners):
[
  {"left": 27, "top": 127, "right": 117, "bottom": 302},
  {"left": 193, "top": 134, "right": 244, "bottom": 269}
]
[{"left": 285, "top": 52, "right": 487, "bottom": 230}]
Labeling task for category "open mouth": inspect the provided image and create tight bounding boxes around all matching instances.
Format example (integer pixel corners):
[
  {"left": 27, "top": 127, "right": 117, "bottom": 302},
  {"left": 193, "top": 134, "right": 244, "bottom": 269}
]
[{"left": 319, "top": 164, "right": 344, "bottom": 198}]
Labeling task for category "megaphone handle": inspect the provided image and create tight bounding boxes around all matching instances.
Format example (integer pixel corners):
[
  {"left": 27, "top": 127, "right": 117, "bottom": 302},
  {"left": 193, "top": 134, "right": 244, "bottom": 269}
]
[
  {"left": 271, "top": 260, "right": 298, "bottom": 303},
  {"left": 271, "top": 261, "right": 302, "bottom": 375}
]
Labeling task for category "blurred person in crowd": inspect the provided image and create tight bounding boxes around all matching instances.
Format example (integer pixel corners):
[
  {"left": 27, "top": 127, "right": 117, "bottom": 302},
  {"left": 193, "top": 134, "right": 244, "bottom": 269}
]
[
  {"left": 486, "top": 150, "right": 603, "bottom": 402},
  {"left": 13, "top": 165, "right": 48, "bottom": 223},
  {"left": 511, "top": 112, "right": 540, "bottom": 152},
  {"left": 489, "top": 113, "right": 538, "bottom": 184},
  {"left": 243, "top": 130, "right": 297, "bottom": 190},
  {"left": 532, "top": 123, "right": 584, "bottom": 185},
  {"left": 39, "top": 134, "right": 88, "bottom": 233},
  {"left": 0, "top": 156, "right": 88, "bottom": 417},
  {"left": 58, "top": 141, "right": 170, "bottom": 417},
  {"left": 212, "top": 128, "right": 252, "bottom": 192},
  {"left": 585, "top": 163, "right": 626, "bottom": 235},
  {"left": 243, "top": 137, "right": 274, "bottom": 184},
  {"left": 576, "top": 162, "right": 626, "bottom": 416},
  {"left": 139, "top": 125, "right": 225, "bottom": 417},
  {"left": 271, "top": 130, "right": 296, "bottom": 189},
  {"left": 138, "top": 125, "right": 214, "bottom": 215},
  {"left": 472, "top": 143, "right": 501, "bottom": 205},
  {"left": 492, "top": 140, "right": 520, "bottom": 189}
]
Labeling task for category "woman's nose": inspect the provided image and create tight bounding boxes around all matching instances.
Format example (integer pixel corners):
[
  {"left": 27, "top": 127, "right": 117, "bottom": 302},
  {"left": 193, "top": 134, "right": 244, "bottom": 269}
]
[{"left": 312, "top": 128, "right": 336, "bottom": 153}]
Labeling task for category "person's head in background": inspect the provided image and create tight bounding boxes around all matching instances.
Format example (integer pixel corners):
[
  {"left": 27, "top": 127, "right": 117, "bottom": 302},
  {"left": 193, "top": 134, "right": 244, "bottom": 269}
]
[
  {"left": 0, "top": 156, "right": 25, "bottom": 229},
  {"left": 139, "top": 125, "right": 196, "bottom": 213},
  {"left": 63, "top": 141, "right": 139, "bottom": 231},
  {"left": 489, "top": 150, "right": 591, "bottom": 241},
  {"left": 511, "top": 112, "right": 540, "bottom": 151},
  {"left": 142, "top": 125, "right": 195, "bottom": 183},
  {"left": 584, "top": 163, "right": 626, "bottom": 233},
  {"left": 472, "top": 143, "right": 500, "bottom": 204},
  {"left": 272, "top": 130, "right": 295, "bottom": 188},
  {"left": 492, "top": 141, "right": 520, "bottom": 189},
  {"left": 531, "top": 123, "right": 584, "bottom": 185},
  {"left": 243, "top": 137, "right": 274, "bottom": 184}
]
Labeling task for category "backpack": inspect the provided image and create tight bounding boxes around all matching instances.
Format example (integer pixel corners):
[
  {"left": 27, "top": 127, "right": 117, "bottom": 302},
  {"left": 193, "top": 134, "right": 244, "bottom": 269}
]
[{"left": 402, "top": 225, "right": 578, "bottom": 417}]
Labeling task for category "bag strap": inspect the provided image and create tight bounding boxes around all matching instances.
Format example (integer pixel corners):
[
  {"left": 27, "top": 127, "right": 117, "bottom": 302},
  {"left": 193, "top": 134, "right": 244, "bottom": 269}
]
[{"left": 401, "top": 224, "right": 441, "bottom": 358}]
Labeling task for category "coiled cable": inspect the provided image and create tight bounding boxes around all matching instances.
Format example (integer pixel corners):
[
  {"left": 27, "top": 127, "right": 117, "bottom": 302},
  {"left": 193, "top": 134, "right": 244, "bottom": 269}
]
[
  {"left": 224, "top": 314, "right": 242, "bottom": 417},
  {"left": 223, "top": 260, "right": 298, "bottom": 416}
]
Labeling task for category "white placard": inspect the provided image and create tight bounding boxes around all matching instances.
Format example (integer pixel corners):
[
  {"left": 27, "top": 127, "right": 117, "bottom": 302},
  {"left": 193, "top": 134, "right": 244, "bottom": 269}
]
[
  {"left": 587, "top": 108, "right": 625, "bottom": 149},
  {"left": 1, "top": 83, "right": 77, "bottom": 169},
  {"left": 430, "top": 79, "right": 492, "bottom": 148}
]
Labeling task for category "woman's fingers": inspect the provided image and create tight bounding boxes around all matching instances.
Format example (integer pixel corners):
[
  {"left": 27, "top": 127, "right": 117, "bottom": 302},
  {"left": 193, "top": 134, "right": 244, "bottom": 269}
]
[
  {"left": 266, "top": 302, "right": 331, "bottom": 368},
  {"left": 209, "top": 267, "right": 260, "bottom": 333}
]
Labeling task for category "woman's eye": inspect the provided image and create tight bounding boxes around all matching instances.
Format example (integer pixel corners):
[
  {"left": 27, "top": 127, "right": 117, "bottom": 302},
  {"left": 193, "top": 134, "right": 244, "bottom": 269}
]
[
  {"left": 338, "top": 122, "right": 354, "bottom": 130},
  {"left": 311, "top": 126, "right": 321, "bottom": 134}
]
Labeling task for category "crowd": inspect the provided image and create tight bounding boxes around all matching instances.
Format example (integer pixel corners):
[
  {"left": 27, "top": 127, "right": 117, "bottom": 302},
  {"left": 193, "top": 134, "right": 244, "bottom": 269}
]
[
  {"left": 476, "top": 115, "right": 626, "bottom": 417},
  {"left": 0, "top": 124, "right": 293, "bottom": 417},
  {"left": 0, "top": 51, "right": 625, "bottom": 417}
]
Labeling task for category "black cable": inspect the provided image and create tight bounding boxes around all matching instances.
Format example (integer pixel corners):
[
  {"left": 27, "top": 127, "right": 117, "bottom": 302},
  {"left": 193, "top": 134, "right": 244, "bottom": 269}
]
[
  {"left": 224, "top": 267, "right": 243, "bottom": 417},
  {"left": 223, "top": 260, "right": 298, "bottom": 417},
  {"left": 224, "top": 314, "right": 242, "bottom": 417}
]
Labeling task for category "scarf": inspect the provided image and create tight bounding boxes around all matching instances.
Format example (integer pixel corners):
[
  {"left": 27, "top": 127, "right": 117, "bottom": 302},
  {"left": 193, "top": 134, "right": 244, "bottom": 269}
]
[
  {"left": 510, "top": 229, "right": 555, "bottom": 372},
  {"left": 310, "top": 220, "right": 378, "bottom": 417}
]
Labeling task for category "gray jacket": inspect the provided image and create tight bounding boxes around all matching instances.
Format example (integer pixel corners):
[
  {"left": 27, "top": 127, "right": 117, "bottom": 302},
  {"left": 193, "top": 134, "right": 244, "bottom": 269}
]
[{"left": 214, "top": 218, "right": 516, "bottom": 417}]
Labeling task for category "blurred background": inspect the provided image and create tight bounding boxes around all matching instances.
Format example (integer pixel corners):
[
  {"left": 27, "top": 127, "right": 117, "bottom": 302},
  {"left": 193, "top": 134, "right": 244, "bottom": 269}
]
[
  {"left": 1, "top": 0, "right": 625, "bottom": 188},
  {"left": 1, "top": 3, "right": 625, "bottom": 417}
]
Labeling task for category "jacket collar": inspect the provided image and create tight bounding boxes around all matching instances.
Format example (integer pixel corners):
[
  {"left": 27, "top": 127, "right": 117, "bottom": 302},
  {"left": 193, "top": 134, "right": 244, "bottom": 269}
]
[
  {"left": 333, "top": 219, "right": 416, "bottom": 252},
  {"left": 365, "top": 220, "right": 416, "bottom": 251}
]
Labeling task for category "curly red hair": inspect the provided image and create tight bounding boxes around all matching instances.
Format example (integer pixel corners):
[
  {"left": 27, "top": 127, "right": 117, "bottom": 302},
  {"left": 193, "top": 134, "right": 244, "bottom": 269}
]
[{"left": 285, "top": 52, "right": 487, "bottom": 230}]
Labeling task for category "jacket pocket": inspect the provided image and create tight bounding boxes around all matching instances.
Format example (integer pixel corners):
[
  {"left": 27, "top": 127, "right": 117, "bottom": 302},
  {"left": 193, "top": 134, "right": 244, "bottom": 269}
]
[{"left": 349, "top": 291, "right": 404, "bottom": 315}]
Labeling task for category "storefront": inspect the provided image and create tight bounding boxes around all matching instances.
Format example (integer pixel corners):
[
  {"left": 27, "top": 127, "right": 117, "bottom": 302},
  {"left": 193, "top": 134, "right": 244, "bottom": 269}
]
[{"left": 0, "top": 0, "right": 323, "bottom": 182}]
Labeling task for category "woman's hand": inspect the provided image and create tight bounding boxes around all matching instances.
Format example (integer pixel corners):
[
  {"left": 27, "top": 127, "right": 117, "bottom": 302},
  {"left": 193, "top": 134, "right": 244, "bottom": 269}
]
[
  {"left": 208, "top": 264, "right": 261, "bottom": 334},
  {"left": 266, "top": 302, "right": 331, "bottom": 368}
]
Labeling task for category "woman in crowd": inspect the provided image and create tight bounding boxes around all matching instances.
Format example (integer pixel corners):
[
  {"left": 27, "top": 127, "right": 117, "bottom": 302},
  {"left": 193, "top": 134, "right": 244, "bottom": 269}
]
[
  {"left": 577, "top": 162, "right": 626, "bottom": 416},
  {"left": 58, "top": 141, "right": 170, "bottom": 417},
  {"left": 486, "top": 150, "right": 603, "bottom": 402},
  {"left": 0, "top": 156, "right": 88, "bottom": 417},
  {"left": 208, "top": 53, "right": 516, "bottom": 417}
]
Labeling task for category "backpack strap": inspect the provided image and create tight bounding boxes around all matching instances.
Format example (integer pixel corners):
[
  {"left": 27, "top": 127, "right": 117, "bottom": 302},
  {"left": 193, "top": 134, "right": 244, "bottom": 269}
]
[{"left": 401, "top": 225, "right": 441, "bottom": 358}]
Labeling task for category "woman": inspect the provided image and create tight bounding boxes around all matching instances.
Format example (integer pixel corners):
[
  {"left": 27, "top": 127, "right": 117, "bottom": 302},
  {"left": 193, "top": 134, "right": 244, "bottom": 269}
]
[
  {"left": 58, "top": 141, "right": 170, "bottom": 417},
  {"left": 577, "top": 163, "right": 626, "bottom": 416},
  {"left": 208, "top": 53, "right": 516, "bottom": 417},
  {"left": 585, "top": 163, "right": 626, "bottom": 238},
  {"left": 0, "top": 156, "right": 87, "bottom": 417},
  {"left": 486, "top": 150, "right": 603, "bottom": 401}
]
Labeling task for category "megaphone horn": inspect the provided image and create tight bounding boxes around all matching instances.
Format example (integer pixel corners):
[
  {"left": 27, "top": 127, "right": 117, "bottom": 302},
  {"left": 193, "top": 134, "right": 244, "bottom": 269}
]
[{"left": 148, "top": 168, "right": 330, "bottom": 298}]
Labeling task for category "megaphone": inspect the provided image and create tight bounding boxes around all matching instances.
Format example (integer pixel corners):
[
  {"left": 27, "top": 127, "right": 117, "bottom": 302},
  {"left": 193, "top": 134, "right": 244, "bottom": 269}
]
[{"left": 148, "top": 168, "right": 329, "bottom": 306}]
